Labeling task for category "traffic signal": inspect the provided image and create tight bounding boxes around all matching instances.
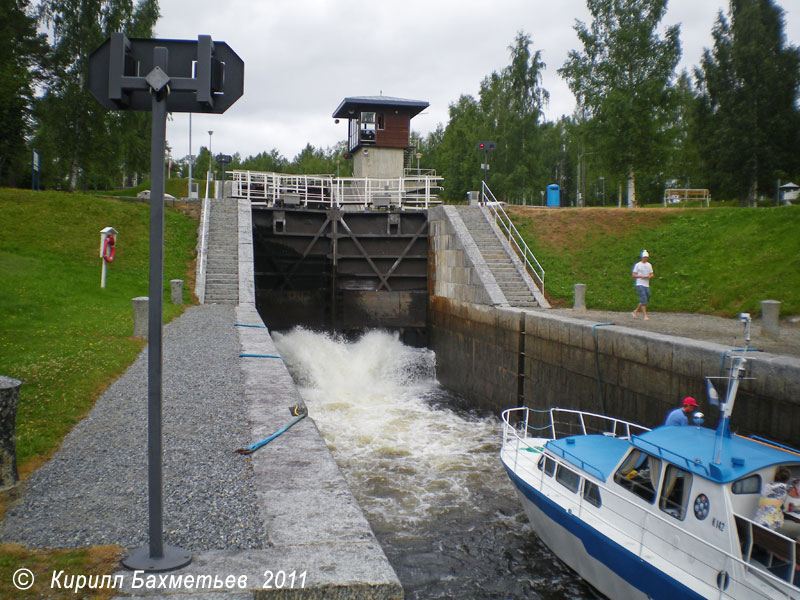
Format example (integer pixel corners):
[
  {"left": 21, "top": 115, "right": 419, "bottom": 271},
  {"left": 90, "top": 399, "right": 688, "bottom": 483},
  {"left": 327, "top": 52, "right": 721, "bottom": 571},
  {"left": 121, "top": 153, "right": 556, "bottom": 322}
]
[
  {"left": 477, "top": 141, "right": 496, "bottom": 151},
  {"left": 343, "top": 153, "right": 352, "bottom": 159}
]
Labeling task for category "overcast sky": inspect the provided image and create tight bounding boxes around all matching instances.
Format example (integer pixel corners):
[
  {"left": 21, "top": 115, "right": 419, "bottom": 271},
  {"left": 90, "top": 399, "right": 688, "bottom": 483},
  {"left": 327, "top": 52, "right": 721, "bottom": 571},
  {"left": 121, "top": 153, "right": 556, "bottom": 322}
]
[{"left": 155, "top": 0, "right": 799, "bottom": 163}]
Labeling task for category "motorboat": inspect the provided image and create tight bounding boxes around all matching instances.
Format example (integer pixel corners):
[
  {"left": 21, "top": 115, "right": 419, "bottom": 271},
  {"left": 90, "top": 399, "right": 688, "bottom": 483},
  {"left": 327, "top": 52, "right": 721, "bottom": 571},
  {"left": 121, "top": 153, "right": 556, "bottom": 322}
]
[{"left": 500, "top": 314, "right": 800, "bottom": 599}]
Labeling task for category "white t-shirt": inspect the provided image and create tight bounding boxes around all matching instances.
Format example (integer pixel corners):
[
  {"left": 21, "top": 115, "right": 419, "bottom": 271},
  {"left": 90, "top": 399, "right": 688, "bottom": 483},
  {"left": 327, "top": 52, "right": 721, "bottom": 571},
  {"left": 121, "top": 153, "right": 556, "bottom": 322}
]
[{"left": 632, "top": 261, "right": 653, "bottom": 287}]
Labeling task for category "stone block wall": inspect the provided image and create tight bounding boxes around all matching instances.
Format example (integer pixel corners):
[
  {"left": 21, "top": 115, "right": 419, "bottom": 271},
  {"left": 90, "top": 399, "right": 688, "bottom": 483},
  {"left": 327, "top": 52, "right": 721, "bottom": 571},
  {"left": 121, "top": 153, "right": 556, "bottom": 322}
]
[
  {"left": 427, "top": 206, "right": 506, "bottom": 306},
  {"left": 429, "top": 297, "right": 524, "bottom": 413},
  {"left": 429, "top": 296, "right": 800, "bottom": 448}
]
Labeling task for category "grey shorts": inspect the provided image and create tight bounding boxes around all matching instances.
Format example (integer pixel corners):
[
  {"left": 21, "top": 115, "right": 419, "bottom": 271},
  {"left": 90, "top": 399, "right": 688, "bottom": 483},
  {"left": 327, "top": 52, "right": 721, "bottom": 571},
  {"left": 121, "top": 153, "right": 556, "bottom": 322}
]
[{"left": 636, "top": 285, "right": 650, "bottom": 305}]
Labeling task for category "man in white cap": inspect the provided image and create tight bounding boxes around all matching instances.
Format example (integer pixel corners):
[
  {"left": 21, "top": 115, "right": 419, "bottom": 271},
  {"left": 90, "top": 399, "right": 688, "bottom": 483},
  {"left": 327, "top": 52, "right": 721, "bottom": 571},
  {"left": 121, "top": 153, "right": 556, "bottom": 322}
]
[
  {"left": 664, "top": 396, "right": 699, "bottom": 426},
  {"left": 631, "top": 249, "right": 653, "bottom": 320}
]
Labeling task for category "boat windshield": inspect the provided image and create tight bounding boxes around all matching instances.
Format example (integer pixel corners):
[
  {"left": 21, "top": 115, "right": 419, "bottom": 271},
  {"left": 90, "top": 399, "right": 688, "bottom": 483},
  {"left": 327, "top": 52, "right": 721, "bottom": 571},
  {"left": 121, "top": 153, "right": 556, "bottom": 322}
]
[
  {"left": 659, "top": 464, "right": 693, "bottom": 520},
  {"left": 614, "top": 449, "right": 661, "bottom": 504}
]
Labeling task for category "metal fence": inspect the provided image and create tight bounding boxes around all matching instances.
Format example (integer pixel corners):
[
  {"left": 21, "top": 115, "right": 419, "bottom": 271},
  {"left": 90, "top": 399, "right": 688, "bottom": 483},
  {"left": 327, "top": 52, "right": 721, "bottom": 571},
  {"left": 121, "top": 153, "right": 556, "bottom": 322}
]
[{"left": 229, "top": 170, "right": 443, "bottom": 210}]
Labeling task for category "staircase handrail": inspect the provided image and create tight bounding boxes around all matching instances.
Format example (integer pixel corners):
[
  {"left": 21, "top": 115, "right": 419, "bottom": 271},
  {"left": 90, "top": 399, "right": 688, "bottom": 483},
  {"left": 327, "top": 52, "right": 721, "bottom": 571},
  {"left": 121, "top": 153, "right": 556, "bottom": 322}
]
[
  {"left": 481, "top": 181, "right": 545, "bottom": 293},
  {"left": 195, "top": 195, "right": 210, "bottom": 303}
]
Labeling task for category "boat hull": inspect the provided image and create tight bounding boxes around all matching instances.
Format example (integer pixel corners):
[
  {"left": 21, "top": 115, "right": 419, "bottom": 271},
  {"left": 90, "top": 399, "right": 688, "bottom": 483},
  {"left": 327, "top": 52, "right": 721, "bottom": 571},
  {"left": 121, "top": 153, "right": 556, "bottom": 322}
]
[{"left": 504, "top": 465, "right": 706, "bottom": 600}]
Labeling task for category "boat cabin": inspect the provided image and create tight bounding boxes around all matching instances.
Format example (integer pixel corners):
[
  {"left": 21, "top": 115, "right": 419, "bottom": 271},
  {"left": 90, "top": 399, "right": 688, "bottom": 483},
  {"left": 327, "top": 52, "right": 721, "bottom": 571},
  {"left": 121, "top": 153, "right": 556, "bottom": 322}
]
[
  {"left": 501, "top": 405, "right": 800, "bottom": 598},
  {"left": 545, "top": 422, "right": 800, "bottom": 594}
]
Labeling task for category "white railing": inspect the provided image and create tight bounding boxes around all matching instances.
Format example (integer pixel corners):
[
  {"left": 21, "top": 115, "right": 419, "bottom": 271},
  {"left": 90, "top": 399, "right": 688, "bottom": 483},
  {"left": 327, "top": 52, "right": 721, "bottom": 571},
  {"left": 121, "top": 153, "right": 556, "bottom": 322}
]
[
  {"left": 480, "top": 181, "right": 546, "bottom": 293},
  {"left": 194, "top": 195, "right": 211, "bottom": 303},
  {"left": 229, "top": 170, "right": 443, "bottom": 210},
  {"left": 502, "top": 407, "right": 650, "bottom": 450}
]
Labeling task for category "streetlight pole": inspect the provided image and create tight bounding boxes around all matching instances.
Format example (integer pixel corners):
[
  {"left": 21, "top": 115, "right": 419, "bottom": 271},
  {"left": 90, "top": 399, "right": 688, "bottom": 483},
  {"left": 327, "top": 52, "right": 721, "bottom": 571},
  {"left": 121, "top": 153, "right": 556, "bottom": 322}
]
[
  {"left": 205, "top": 130, "right": 213, "bottom": 199},
  {"left": 188, "top": 114, "right": 193, "bottom": 199}
]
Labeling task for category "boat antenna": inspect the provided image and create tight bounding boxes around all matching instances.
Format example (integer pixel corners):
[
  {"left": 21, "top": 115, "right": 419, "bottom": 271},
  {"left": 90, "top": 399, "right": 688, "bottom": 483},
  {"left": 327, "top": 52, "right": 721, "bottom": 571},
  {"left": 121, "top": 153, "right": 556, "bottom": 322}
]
[{"left": 713, "top": 313, "right": 751, "bottom": 465}]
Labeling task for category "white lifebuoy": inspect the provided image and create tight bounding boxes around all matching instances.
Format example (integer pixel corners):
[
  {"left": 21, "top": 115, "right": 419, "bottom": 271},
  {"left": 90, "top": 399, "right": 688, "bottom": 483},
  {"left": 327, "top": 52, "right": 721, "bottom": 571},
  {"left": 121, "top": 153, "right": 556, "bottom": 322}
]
[{"left": 102, "top": 235, "right": 116, "bottom": 263}]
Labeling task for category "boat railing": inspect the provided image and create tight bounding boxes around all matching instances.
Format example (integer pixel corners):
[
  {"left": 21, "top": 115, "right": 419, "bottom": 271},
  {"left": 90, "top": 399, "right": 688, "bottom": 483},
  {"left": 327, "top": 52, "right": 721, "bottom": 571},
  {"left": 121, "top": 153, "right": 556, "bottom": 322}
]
[
  {"left": 735, "top": 513, "right": 799, "bottom": 588},
  {"left": 502, "top": 407, "right": 649, "bottom": 444},
  {"left": 501, "top": 407, "right": 650, "bottom": 483},
  {"left": 229, "top": 170, "right": 443, "bottom": 210},
  {"left": 632, "top": 436, "right": 713, "bottom": 478},
  {"left": 480, "top": 181, "right": 546, "bottom": 294}
]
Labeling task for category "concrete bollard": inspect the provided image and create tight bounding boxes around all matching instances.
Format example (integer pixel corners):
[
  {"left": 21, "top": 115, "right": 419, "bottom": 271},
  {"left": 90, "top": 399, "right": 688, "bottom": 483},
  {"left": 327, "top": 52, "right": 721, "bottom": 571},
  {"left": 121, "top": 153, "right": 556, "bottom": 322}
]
[
  {"left": 761, "top": 300, "right": 781, "bottom": 338},
  {"left": 0, "top": 376, "right": 21, "bottom": 490},
  {"left": 132, "top": 296, "right": 149, "bottom": 339},
  {"left": 574, "top": 283, "right": 586, "bottom": 311},
  {"left": 170, "top": 279, "right": 184, "bottom": 305}
]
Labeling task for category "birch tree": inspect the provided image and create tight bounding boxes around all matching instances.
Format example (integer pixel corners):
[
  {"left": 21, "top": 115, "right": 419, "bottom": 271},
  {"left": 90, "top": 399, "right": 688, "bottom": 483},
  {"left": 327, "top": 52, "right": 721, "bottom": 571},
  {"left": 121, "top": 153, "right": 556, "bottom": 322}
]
[{"left": 559, "top": 0, "right": 681, "bottom": 207}]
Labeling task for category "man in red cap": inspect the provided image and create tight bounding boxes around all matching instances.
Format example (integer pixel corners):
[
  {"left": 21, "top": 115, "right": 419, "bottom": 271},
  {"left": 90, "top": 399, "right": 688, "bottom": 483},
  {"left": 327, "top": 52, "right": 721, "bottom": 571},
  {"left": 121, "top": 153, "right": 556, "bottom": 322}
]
[{"left": 664, "top": 396, "right": 699, "bottom": 426}]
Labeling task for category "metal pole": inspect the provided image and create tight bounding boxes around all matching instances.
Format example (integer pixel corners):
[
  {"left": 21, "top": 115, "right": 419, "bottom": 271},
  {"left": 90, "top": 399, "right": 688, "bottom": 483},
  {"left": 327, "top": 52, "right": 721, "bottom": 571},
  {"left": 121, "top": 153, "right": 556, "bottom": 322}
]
[
  {"left": 208, "top": 130, "right": 214, "bottom": 197},
  {"left": 188, "top": 114, "right": 193, "bottom": 198},
  {"left": 147, "top": 49, "right": 167, "bottom": 561},
  {"left": 122, "top": 45, "right": 191, "bottom": 572}
]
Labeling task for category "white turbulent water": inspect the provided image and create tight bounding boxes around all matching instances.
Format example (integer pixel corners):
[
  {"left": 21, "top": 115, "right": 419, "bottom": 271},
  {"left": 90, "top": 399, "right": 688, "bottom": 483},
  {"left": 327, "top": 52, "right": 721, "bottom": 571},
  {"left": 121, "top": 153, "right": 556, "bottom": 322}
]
[
  {"left": 273, "top": 327, "right": 598, "bottom": 600},
  {"left": 273, "top": 327, "right": 499, "bottom": 533}
]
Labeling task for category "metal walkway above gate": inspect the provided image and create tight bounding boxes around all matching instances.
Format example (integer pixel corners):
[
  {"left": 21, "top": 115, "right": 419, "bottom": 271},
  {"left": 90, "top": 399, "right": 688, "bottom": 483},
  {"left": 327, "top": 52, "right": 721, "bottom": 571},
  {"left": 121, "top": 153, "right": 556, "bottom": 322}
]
[{"left": 228, "top": 170, "right": 443, "bottom": 211}]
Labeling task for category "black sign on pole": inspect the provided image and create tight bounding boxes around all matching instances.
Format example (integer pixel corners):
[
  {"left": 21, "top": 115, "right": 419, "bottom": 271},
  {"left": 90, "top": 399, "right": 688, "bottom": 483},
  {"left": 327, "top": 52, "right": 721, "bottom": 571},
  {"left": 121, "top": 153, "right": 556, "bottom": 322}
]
[
  {"left": 88, "top": 33, "right": 243, "bottom": 573},
  {"left": 215, "top": 154, "right": 232, "bottom": 184},
  {"left": 477, "top": 141, "right": 496, "bottom": 186}
]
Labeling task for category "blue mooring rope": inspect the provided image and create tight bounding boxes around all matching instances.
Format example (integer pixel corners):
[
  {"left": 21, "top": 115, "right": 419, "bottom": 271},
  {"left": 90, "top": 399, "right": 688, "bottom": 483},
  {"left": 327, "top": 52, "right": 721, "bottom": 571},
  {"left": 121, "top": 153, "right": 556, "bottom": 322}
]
[
  {"left": 239, "top": 353, "right": 284, "bottom": 360},
  {"left": 235, "top": 323, "right": 269, "bottom": 329}
]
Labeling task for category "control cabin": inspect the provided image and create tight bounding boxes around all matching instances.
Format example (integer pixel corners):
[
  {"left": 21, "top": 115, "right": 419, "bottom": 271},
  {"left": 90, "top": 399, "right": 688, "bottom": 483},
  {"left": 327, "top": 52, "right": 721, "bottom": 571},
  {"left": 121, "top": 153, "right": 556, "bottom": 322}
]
[{"left": 332, "top": 95, "right": 428, "bottom": 179}]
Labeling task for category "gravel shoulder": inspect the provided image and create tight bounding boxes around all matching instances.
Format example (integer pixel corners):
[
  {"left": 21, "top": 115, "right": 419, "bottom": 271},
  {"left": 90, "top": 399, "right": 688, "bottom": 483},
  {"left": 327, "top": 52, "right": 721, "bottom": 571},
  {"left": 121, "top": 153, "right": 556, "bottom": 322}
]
[{"left": 1, "top": 304, "right": 267, "bottom": 550}]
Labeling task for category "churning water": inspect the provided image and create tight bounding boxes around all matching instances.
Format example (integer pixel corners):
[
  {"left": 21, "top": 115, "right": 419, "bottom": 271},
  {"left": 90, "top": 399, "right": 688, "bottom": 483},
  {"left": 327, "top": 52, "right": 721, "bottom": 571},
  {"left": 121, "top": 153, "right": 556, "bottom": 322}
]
[{"left": 272, "top": 328, "right": 598, "bottom": 600}]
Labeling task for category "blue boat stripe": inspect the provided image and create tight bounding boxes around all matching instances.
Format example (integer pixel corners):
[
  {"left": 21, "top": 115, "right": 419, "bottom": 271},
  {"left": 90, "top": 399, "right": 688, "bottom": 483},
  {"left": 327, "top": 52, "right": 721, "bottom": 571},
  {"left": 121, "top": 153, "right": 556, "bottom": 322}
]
[{"left": 504, "top": 465, "right": 706, "bottom": 600}]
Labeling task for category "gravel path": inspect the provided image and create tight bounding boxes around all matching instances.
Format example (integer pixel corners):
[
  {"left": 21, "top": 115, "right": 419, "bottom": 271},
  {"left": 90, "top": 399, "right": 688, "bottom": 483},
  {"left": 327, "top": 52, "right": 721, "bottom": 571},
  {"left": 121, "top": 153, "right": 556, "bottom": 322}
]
[{"left": 1, "top": 304, "right": 267, "bottom": 550}]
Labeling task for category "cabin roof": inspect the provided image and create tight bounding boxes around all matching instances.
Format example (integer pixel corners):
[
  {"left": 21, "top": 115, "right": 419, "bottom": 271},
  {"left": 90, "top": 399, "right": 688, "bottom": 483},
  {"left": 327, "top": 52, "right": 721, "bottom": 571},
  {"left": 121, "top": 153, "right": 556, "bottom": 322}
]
[
  {"left": 547, "top": 435, "right": 630, "bottom": 482},
  {"left": 332, "top": 96, "right": 429, "bottom": 119},
  {"left": 633, "top": 425, "right": 798, "bottom": 483},
  {"left": 548, "top": 425, "right": 799, "bottom": 485}
]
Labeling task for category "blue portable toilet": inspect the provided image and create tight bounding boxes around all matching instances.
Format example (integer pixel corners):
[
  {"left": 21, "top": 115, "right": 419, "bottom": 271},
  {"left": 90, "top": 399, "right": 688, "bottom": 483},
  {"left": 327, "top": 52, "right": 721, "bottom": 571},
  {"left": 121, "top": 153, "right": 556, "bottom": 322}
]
[{"left": 546, "top": 184, "right": 560, "bottom": 207}]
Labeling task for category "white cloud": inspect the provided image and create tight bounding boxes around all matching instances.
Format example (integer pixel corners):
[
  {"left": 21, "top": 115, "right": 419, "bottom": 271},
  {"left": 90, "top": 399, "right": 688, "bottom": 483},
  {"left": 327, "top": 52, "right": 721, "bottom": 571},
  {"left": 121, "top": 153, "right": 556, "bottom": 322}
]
[{"left": 158, "top": 0, "right": 799, "bottom": 161}]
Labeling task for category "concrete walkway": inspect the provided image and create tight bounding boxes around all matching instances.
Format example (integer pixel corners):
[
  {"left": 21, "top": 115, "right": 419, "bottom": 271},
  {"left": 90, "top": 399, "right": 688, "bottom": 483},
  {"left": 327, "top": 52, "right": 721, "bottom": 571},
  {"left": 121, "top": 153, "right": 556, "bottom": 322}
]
[{"left": 542, "top": 307, "right": 800, "bottom": 359}]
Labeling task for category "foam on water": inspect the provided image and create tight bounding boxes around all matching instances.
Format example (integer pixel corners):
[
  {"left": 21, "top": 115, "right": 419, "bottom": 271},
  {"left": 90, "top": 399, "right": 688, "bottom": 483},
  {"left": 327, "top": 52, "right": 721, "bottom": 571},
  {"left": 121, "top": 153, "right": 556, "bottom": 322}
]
[
  {"left": 273, "top": 327, "right": 499, "bottom": 532},
  {"left": 273, "top": 327, "right": 598, "bottom": 599}
]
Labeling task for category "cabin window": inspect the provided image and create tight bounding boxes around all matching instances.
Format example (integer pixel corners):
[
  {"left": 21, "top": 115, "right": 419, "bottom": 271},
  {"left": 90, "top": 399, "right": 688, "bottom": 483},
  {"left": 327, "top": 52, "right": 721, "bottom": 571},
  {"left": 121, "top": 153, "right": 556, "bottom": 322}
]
[
  {"left": 583, "top": 480, "right": 602, "bottom": 508},
  {"left": 537, "top": 454, "right": 557, "bottom": 477},
  {"left": 542, "top": 456, "right": 555, "bottom": 477},
  {"left": 614, "top": 449, "right": 661, "bottom": 504},
  {"left": 360, "top": 112, "right": 376, "bottom": 141},
  {"left": 377, "top": 113, "right": 385, "bottom": 130},
  {"left": 556, "top": 464, "right": 580, "bottom": 493},
  {"left": 732, "top": 474, "right": 761, "bottom": 495},
  {"left": 659, "top": 465, "right": 692, "bottom": 520}
]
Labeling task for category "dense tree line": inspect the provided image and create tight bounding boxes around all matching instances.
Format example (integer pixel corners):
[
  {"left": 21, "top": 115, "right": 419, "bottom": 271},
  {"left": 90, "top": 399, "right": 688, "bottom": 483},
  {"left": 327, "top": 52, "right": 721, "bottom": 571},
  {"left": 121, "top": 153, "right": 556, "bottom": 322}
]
[
  {"left": 4, "top": 0, "right": 799, "bottom": 204},
  {"left": 2, "top": 0, "right": 160, "bottom": 191},
  {"left": 427, "top": 0, "right": 799, "bottom": 206},
  {"left": 172, "top": 141, "right": 354, "bottom": 183}
]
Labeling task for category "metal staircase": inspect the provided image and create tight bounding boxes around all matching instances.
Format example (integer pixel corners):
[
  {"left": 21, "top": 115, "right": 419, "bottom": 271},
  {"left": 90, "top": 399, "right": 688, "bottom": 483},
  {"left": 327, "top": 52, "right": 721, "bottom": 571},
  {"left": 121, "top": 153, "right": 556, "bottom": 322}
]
[
  {"left": 203, "top": 198, "right": 239, "bottom": 304},
  {"left": 458, "top": 205, "right": 543, "bottom": 309}
]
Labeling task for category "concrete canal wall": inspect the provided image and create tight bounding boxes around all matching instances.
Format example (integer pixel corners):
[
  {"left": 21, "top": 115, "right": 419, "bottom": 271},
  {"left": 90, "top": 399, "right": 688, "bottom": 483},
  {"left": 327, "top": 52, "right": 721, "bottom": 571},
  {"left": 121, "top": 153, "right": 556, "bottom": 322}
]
[
  {"left": 426, "top": 204, "right": 800, "bottom": 448},
  {"left": 428, "top": 296, "right": 800, "bottom": 449}
]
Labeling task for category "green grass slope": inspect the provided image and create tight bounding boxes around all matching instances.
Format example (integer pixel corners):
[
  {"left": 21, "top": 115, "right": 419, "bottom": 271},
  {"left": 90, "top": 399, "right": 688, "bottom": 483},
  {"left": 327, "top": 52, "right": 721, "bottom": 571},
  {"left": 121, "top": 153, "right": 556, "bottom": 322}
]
[
  {"left": 0, "top": 189, "right": 197, "bottom": 471},
  {"left": 509, "top": 206, "right": 800, "bottom": 317}
]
